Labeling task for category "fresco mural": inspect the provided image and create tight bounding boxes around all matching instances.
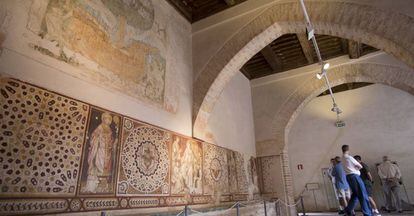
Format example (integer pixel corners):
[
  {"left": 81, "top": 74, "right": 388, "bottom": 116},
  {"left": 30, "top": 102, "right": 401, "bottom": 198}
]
[
  {"left": 227, "top": 151, "right": 238, "bottom": 194},
  {"left": 234, "top": 152, "right": 249, "bottom": 194},
  {"left": 248, "top": 157, "right": 260, "bottom": 194},
  {"left": 79, "top": 107, "right": 121, "bottom": 195},
  {"left": 0, "top": 76, "right": 260, "bottom": 215},
  {"left": 25, "top": 0, "right": 169, "bottom": 110},
  {"left": 203, "top": 142, "right": 229, "bottom": 196},
  {"left": 258, "top": 156, "right": 280, "bottom": 195},
  {"left": 171, "top": 135, "right": 203, "bottom": 195}
]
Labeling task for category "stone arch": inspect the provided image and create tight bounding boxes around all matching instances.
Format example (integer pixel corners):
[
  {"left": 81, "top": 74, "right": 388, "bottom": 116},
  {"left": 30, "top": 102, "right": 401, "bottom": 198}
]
[
  {"left": 278, "top": 63, "right": 414, "bottom": 151},
  {"left": 193, "top": 0, "right": 414, "bottom": 139},
  {"left": 271, "top": 63, "right": 414, "bottom": 214}
]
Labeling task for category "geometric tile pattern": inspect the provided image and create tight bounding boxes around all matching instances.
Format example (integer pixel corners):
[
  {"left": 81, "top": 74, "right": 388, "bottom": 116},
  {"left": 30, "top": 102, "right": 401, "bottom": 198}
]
[
  {"left": 0, "top": 77, "right": 255, "bottom": 215},
  {"left": 0, "top": 77, "right": 88, "bottom": 196}
]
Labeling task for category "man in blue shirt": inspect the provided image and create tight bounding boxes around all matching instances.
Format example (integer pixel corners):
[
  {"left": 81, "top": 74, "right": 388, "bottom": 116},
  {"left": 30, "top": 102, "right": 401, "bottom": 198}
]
[{"left": 331, "top": 156, "right": 351, "bottom": 211}]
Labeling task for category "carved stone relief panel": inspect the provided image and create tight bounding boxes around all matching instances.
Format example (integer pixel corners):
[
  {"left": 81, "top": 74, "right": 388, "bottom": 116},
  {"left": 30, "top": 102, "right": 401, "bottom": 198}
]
[
  {"left": 0, "top": 77, "right": 88, "bottom": 197},
  {"left": 117, "top": 117, "right": 170, "bottom": 196}
]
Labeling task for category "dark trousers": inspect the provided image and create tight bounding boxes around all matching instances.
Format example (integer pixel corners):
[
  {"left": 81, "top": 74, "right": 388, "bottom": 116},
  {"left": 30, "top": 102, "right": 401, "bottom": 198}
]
[{"left": 345, "top": 174, "right": 372, "bottom": 216}]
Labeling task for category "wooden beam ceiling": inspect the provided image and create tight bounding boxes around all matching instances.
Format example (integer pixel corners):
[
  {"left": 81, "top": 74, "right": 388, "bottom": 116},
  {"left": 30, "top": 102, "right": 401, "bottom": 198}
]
[
  {"left": 166, "top": 0, "right": 247, "bottom": 23},
  {"left": 241, "top": 34, "right": 379, "bottom": 80},
  {"left": 348, "top": 40, "right": 362, "bottom": 59},
  {"left": 296, "top": 33, "right": 315, "bottom": 64},
  {"left": 318, "top": 82, "right": 373, "bottom": 97},
  {"left": 260, "top": 45, "right": 283, "bottom": 71}
]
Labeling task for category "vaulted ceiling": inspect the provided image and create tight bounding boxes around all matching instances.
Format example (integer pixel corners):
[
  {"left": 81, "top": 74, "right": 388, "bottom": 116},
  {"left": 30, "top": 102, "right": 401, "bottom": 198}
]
[
  {"left": 241, "top": 34, "right": 378, "bottom": 80},
  {"left": 166, "top": 0, "right": 247, "bottom": 23}
]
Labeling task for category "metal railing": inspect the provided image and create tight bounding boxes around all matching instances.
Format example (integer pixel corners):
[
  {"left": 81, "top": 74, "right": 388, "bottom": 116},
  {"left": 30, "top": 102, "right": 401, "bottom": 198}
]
[
  {"left": 98, "top": 196, "right": 308, "bottom": 216},
  {"left": 173, "top": 196, "right": 307, "bottom": 216}
]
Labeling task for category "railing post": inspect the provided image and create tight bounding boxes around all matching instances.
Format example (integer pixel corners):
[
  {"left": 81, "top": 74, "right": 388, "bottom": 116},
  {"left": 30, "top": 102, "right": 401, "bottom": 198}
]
[
  {"left": 236, "top": 202, "right": 240, "bottom": 216},
  {"left": 300, "top": 196, "right": 306, "bottom": 216},
  {"left": 184, "top": 205, "right": 188, "bottom": 216},
  {"left": 276, "top": 201, "right": 280, "bottom": 216},
  {"left": 263, "top": 200, "right": 267, "bottom": 216}
]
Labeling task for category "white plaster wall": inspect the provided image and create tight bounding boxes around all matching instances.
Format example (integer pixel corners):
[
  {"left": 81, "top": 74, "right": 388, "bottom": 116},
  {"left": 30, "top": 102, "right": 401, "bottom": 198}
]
[
  {"left": 288, "top": 84, "right": 414, "bottom": 211},
  {"left": 251, "top": 52, "right": 411, "bottom": 144},
  {"left": 0, "top": 0, "right": 193, "bottom": 136},
  {"left": 207, "top": 72, "right": 256, "bottom": 156}
]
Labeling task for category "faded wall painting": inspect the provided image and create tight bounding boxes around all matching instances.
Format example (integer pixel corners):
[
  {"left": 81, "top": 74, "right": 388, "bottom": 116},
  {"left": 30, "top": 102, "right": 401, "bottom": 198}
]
[
  {"left": 227, "top": 151, "right": 238, "bottom": 194},
  {"left": 0, "top": 75, "right": 257, "bottom": 214},
  {"left": 171, "top": 135, "right": 203, "bottom": 195},
  {"left": 117, "top": 118, "right": 170, "bottom": 196},
  {"left": 79, "top": 107, "right": 121, "bottom": 195},
  {"left": 26, "top": 0, "right": 169, "bottom": 110},
  {"left": 227, "top": 151, "right": 249, "bottom": 194},
  {"left": 0, "top": 77, "right": 88, "bottom": 197},
  {"left": 258, "top": 156, "right": 281, "bottom": 195},
  {"left": 248, "top": 157, "right": 260, "bottom": 194},
  {"left": 235, "top": 153, "right": 249, "bottom": 194},
  {"left": 203, "top": 143, "right": 229, "bottom": 195}
]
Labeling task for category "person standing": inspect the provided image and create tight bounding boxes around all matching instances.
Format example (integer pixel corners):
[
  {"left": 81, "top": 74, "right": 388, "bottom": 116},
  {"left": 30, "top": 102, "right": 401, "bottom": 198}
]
[
  {"left": 339, "top": 145, "right": 372, "bottom": 216},
  {"left": 331, "top": 156, "right": 351, "bottom": 211},
  {"left": 354, "top": 155, "right": 381, "bottom": 215},
  {"left": 377, "top": 156, "right": 403, "bottom": 213}
]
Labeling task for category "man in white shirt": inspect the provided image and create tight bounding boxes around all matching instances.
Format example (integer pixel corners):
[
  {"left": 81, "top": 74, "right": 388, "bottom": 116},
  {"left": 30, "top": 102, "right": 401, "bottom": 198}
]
[
  {"left": 377, "top": 156, "right": 403, "bottom": 213},
  {"left": 339, "top": 145, "right": 372, "bottom": 216}
]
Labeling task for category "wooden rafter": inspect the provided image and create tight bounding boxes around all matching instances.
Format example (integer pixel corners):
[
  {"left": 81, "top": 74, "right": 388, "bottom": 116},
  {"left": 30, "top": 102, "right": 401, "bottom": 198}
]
[
  {"left": 296, "top": 33, "right": 315, "bottom": 64},
  {"left": 348, "top": 40, "right": 362, "bottom": 59},
  {"left": 260, "top": 45, "right": 283, "bottom": 72}
]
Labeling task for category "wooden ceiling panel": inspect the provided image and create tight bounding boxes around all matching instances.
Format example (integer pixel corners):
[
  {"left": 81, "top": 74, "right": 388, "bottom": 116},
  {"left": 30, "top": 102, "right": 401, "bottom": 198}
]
[
  {"left": 241, "top": 34, "right": 379, "bottom": 80},
  {"left": 167, "top": 0, "right": 247, "bottom": 22}
]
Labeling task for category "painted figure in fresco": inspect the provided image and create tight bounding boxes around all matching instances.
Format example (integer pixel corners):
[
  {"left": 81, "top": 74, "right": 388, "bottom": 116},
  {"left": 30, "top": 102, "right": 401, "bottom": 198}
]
[
  {"left": 83, "top": 112, "right": 118, "bottom": 193},
  {"left": 228, "top": 151, "right": 238, "bottom": 192},
  {"left": 250, "top": 157, "right": 259, "bottom": 193},
  {"left": 181, "top": 140, "right": 202, "bottom": 193},
  {"left": 172, "top": 137, "right": 202, "bottom": 194}
]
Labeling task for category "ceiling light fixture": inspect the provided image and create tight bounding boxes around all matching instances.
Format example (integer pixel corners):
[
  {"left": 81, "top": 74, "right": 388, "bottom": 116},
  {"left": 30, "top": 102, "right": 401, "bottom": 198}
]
[{"left": 299, "top": 0, "right": 345, "bottom": 124}]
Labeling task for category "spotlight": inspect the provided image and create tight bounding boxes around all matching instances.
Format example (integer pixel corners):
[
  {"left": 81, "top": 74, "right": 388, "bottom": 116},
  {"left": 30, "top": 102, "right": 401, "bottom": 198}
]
[
  {"left": 323, "top": 62, "right": 330, "bottom": 70},
  {"left": 335, "top": 119, "right": 346, "bottom": 128},
  {"left": 331, "top": 103, "right": 342, "bottom": 114},
  {"left": 316, "top": 72, "right": 324, "bottom": 79},
  {"left": 316, "top": 63, "right": 329, "bottom": 79},
  {"left": 316, "top": 69, "right": 326, "bottom": 79}
]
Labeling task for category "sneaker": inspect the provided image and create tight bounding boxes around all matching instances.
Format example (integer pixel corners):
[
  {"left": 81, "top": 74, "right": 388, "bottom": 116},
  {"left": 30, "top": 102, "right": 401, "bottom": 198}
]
[
  {"left": 338, "top": 210, "right": 346, "bottom": 215},
  {"left": 373, "top": 209, "right": 381, "bottom": 216}
]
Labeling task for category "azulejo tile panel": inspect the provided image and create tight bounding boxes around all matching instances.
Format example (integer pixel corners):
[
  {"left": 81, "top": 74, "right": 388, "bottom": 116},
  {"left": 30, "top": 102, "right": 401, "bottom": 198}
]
[
  {"left": 0, "top": 77, "right": 88, "bottom": 197},
  {"left": 117, "top": 118, "right": 171, "bottom": 196}
]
